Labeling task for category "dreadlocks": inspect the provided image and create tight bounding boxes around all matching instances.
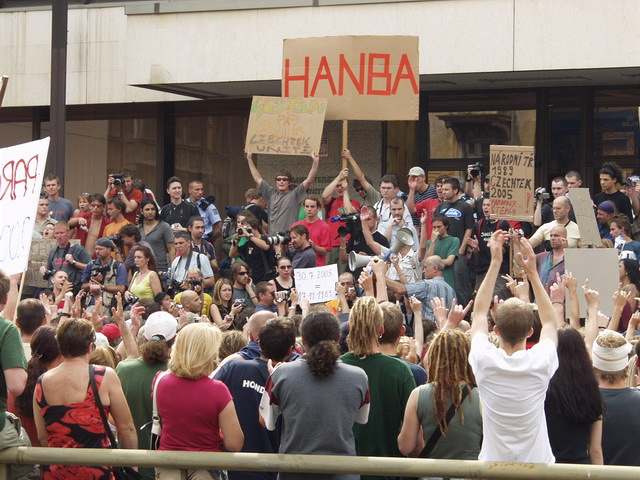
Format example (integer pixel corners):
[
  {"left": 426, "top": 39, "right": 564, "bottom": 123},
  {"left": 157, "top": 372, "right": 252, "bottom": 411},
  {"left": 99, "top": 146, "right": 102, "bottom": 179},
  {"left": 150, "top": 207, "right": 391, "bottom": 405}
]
[
  {"left": 427, "top": 329, "right": 476, "bottom": 434},
  {"left": 347, "top": 297, "right": 383, "bottom": 357}
]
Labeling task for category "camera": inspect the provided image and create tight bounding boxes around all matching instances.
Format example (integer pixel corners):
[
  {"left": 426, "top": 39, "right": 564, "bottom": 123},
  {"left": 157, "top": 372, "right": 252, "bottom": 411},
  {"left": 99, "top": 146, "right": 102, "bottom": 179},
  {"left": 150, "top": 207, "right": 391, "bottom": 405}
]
[
  {"left": 330, "top": 213, "right": 361, "bottom": 239},
  {"left": 90, "top": 262, "right": 110, "bottom": 279},
  {"left": 42, "top": 269, "right": 55, "bottom": 280},
  {"left": 110, "top": 173, "right": 125, "bottom": 187},
  {"left": 198, "top": 195, "right": 216, "bottom": 210},
  {"left": 468, "top": 163, "right": 483, "bottom": 178},
  {"left": 236, "top": 226, "right": 253, "bottom": 236},
  {"left": 265, "top": 232, "right": 291, "bottom": 246},
  {"left": 534, "top": 187, "right": 550, "bottom": 201},
  {"left": 188, "top": 279, "right": 202, "bottom": 288}
]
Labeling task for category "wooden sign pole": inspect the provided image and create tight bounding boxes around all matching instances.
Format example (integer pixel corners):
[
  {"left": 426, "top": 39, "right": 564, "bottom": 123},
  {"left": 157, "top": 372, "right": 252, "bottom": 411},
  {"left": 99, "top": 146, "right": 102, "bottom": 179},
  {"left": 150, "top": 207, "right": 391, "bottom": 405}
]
[
  {"left": 341, "top": 120, "right": 348, "bottom": 169},
  {"left": 0, "top": 76, "right": 9, "bottom": 108}
]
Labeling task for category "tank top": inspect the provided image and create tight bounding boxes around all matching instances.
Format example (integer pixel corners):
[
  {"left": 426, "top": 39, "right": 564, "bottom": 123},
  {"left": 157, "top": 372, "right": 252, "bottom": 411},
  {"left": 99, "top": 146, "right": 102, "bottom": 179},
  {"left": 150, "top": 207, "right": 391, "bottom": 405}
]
[
  {"left": 129, "top": 271, "right": 154, "bottom": 302},
  {"left": 416, "top": 383, "right": 483, "bottom": 460}
]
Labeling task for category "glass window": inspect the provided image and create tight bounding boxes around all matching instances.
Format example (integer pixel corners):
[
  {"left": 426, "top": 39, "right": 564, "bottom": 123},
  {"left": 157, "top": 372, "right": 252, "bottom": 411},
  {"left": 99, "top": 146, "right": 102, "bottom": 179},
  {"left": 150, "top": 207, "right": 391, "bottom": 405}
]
[{"left": 0, "top": 122, "right": 32, "bottom": 148}]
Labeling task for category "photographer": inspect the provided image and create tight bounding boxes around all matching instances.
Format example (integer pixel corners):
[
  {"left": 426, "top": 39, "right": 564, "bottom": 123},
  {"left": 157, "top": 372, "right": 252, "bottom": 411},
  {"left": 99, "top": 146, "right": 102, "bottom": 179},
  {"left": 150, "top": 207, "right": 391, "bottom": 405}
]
[
  {"left": 340, "top": 206, "right": 390, "bottom": 264},
  {"left": 168, "top": 231, "right": 214, "bottom": 293},
  {"left": 464, "top": 162, "right": 486, "bottom": 200},
  {"left": 533, "top": 176, "right": 574, "bottom": 227},
  {"left": 173, "top": 268, "right": 213, "bottom": 318},
  {"left": 104, "top": 171, "right": 143, "bottom": 224},
  {"left": 188, "top": 216, "right": 218, "bottom": 274},
  {"left": 287, "top": 224, "right": 316, "bottom": 269},
  {"left": 229, "top": 210, "right": 276, "bottom": 283},
  {"left": 80, "top": 237, "right": 128, "bottom": 308}
]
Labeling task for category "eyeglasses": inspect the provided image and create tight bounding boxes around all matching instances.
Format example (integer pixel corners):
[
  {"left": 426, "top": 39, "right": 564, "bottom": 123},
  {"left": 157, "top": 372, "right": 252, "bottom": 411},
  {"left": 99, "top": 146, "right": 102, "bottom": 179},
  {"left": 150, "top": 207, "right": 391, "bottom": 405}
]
[
  {"left": 279, "top": 265, "right": 292, "bottom": 270},
  {"left": 275, "top": 177, "right": 290, "bottom": 182},
  {"left": 237, "top": 271, "right": 249, "bottom": 276}
]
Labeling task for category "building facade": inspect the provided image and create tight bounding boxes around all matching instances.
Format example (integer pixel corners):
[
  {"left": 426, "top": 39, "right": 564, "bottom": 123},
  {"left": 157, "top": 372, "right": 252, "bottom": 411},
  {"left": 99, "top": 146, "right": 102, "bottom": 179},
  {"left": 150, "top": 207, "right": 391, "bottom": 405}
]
[{"left": 1, "top": 0, "right": 640, "bottom": 211}]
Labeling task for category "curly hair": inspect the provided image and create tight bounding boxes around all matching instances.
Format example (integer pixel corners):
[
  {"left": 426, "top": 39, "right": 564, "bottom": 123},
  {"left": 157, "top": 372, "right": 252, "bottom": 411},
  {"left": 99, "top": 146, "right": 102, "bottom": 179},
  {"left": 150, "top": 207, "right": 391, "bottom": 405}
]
[{"left": 301, "top": 312, "right": 341, "bottom": 378}]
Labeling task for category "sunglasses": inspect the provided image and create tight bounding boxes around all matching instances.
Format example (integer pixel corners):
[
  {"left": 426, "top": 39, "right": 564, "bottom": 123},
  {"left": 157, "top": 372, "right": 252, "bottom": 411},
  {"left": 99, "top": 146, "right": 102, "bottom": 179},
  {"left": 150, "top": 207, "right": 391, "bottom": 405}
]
[
  {"left": 279, "top": 265, "right": 292, "bottom": 270},
  {"left": 275, "top": 177, "right": 290, "bottom": 182},
  {"left": 237, "top": 271, "right": 249, "bottom": 276}
]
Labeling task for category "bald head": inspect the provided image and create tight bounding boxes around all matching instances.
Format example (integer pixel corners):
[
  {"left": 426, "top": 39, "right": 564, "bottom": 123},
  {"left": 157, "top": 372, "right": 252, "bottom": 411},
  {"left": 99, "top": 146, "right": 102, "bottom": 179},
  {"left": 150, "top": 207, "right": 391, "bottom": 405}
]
[
  {"left": 246, "top": 311, "right": 277, "bottom": 340},
  {"left": 552, "top": 196, "right": 571, "bottom": 222},
  {"left": 179, "top": 290, "right": 201, "bottom": 314}
]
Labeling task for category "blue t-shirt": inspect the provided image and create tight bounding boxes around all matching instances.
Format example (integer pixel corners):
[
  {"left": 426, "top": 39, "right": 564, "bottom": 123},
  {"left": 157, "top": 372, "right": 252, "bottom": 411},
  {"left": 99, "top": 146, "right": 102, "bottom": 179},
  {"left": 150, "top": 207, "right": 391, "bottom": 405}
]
[
  {"left": 396, "top": 356, "right": 428, "bottom": 386},
  {"left": 214, "top": 359, "right": 278, "bottom": 480},
  {"left": 622, "top": 241, "right": 640, "bottom": 261}
]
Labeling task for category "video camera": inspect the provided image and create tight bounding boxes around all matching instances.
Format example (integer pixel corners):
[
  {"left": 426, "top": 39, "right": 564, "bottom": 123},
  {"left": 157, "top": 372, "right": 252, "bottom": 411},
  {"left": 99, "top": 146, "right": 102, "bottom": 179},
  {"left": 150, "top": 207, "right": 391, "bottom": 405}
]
[
  {"left": 534, "top": 187, "right": 550, "bottom": 201},
  {"left": 468, "top": 162, "right": 483, "bottom": 178},
  {"left": 330, "top": 213, "right": 361, "bottom": 239}
]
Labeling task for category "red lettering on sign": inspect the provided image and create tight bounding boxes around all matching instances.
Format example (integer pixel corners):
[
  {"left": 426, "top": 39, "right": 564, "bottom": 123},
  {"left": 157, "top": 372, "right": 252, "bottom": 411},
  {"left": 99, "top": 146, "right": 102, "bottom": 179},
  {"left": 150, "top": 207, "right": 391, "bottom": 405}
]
[
  {"left": 391, "top": 53, "right": 419, "bottom": 95},
  {"left": 283, "top": 57, "right": 310, "bottom": 97},
  {"left": 0, "top": 154, "right": 40, "bottom": 201},
  {"left": 338, "top": 53, "right": 365, "bottom": 95},
  {"left": 310, "top": 56, "right": 337, "bottom": 97},
  {"left": 366, "top": 53, "right": 391, "bottom": 96}
]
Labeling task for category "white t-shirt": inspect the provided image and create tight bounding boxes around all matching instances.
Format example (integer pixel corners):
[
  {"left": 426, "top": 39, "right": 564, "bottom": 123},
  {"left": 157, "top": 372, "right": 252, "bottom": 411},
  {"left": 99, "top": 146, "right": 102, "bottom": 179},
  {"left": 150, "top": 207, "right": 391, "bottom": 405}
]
[{"left": 468, "top": 333, "right": 559, "bottom": 463}]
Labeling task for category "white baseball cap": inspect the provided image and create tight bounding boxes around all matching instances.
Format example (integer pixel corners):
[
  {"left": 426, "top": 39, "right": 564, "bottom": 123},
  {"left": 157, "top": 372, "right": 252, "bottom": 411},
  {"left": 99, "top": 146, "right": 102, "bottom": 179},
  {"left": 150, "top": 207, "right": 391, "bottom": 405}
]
[
  {"left": 143, "top": 311, "right": 178, "bottom": 341},
  {"left": 408, "top": 166, "right": 425, "bottom": 176}
]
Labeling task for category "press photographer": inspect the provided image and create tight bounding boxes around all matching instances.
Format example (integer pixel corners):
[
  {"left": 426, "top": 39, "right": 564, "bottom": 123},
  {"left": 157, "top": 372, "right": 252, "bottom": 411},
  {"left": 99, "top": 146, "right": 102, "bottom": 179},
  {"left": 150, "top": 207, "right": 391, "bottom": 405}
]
[
  {"left": 167, "top": 231, "right": 215, "bottom": 294},
  {"left": 228, "top": 210, "right": 276, "bottom": 283},
  {"left": 80, "top": 237, "right": 128, "bottom": 308},
  {"left": 339, "top": 206, "right": 390, "bottom": 271}
]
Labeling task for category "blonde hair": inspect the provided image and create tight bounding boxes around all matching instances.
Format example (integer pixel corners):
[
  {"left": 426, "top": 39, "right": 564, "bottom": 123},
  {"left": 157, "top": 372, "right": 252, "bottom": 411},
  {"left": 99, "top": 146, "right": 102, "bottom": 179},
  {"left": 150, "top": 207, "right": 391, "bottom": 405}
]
[
  {"left": 89, "top": 346, "right": 119, "bottom": 369},
  {"left": 347, "top": 297, "right": 383, "bottom": 356},
  {"left": 169, "top": 323, "right": 222, "bottom": 379}
]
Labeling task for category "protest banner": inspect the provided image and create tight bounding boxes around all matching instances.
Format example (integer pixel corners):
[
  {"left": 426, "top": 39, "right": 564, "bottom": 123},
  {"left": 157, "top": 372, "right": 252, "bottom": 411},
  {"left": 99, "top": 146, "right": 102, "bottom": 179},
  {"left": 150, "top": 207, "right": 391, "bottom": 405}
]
[
  {"left": 293, "top": 264, "right": 339, "bottom": 304},
  {"left": 567, "top": 188, "right": 602, "bottom": 247},
  {"left": 0, "top": 137, "right": 50, "bottom": 275},
  {"left": 565, "top": 248, "right": 618, "bottom": 317},
  {"left": 489, "top": 145, "right": 535, "bottom": 222},
  {"left": 283, "top": 35, "right": 419, "bottom": 121},
  {"left": 245, "top": 96, "right": 327, "bottom": 156},
  {"left": 25, "top": 238, "right": 57, "bottom": 289}
]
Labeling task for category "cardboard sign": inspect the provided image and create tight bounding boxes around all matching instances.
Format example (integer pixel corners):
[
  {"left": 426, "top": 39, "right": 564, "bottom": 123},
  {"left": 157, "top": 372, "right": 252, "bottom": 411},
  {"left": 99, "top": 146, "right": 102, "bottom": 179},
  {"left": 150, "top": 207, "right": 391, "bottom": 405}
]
[
  {"left": 489, "top": 145, "right": 535, "bottom": 222},
  {"left": 0, "top": 137, "right": 50, "bottom": 275},
  {"left": 25, "top": 238, "right": 56, "bottom": 288},
  {"left": 567, "top": 188, "right": 602, "bottom": 247},
  {"left": 245, "top": 96, "right": 327, "bottom": 156},
  {"left": 293, "top": 264, "right": 339, "bottom": 304},
  {"left": 565, "top": 248, "right": 618, "bottom": 317},
  {"left": 283, "top": 36, "right": 419, "bottom": 120}
]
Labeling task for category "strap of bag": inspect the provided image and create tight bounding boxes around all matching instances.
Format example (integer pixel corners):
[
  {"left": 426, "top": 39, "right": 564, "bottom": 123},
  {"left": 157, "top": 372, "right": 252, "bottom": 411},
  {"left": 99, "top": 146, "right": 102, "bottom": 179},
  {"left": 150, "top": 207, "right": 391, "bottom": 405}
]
[
  {"left": 151, "top": 371, "right": 170, "bottom": 439},
  {"left": 89, "top": 364, "right": 118, "bottom": 449},
  {"left": 420, "top": 386, "right": 471, "bottom": 458}
]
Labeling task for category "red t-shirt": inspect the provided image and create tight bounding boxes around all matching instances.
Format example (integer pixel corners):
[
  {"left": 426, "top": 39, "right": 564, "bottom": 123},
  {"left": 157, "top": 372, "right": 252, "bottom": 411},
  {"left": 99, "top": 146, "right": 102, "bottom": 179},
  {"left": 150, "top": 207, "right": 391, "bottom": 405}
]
[
  {"left": 108, "top": 187, "right": 143, "bottom": 224},
  {"left": 414, "top": 198, "right": 441, "bottom": 239},
  {"left": 325, "top": 197, "right": 362, "bottom": 247},
  {"left": 156, "top": 373, "right": 232, "bottom": 452},
  {"left": 292, "top": 218, "right": 332, "bottom": 267}
]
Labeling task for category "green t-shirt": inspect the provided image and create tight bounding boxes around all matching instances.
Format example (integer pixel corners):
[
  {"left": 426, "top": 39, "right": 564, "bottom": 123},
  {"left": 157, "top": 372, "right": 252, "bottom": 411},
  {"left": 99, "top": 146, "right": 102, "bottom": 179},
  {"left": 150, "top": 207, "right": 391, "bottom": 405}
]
[
  {"left": 116, "top": 358, "right": 167, "bottom": 479},
  {"left": 0, "top": 317, "right": 27, "bottom": 431},
  {"left": 340, "top": 353, "right": 415, "bottom": 480},
  {"left": 426, "top": 235, "right": 460, "bottom": 289}
]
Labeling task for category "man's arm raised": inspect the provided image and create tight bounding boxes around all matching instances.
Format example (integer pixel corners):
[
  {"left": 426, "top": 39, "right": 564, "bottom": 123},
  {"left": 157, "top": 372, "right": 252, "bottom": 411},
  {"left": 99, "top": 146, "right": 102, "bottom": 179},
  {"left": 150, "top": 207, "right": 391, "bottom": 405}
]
[
  {"left": 516, "top": 236, "right": 558, "bottom": 345},
  {"left": 471, "top": 229, "right": 507, "bottom": 339},
  {"left": 246, "top": 152, "right": 263, "bottom": 186},
  {"left": 301, "top": 153, "right": 320, "bottom": 190}
]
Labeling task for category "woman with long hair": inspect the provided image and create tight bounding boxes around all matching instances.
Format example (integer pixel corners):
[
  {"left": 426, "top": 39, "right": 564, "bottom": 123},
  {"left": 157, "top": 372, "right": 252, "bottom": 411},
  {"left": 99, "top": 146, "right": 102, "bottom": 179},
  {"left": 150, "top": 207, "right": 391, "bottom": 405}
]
[
  {"left": 154, "top": 323, "right": 243, "bottom": 480},
  {"left": 398, "top": 329, "right": 482, "bottom": 459},
  {"left": 33, "top": 318, "right": 137, "bottom": 479},
  {"left": 619, "top": 258, "right": 640, "bottom": 308},
  {"left": 117, "top": 311, "right": 177, "bottom": 480},
  {"left": 14, "top": 326, "right": 61, "bottom": 447},
  {"left": 341, "top": 297, "right": 416, "bottom": 474},
  {"left": 139, "top": 199, "right": 175, "bottom": 273},
  {"left": 260, "top": 312, "right": 369, "bottom": 480},
  {"left": 544, "top": 328, "right": 603, "bottom": 464},
  {"left": 128, "top": 245, "right": 163, "bottom": 302},
  {"left": 210, "top": 278, "right": 243, "bottom": 331}
]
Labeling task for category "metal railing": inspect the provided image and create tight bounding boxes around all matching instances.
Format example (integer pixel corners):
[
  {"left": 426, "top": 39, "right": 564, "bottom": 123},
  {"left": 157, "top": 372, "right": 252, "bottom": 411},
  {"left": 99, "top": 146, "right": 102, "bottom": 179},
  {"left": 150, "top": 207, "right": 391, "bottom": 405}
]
[{"left": 0, "top": 448, "right": 639, "bottom": 480}]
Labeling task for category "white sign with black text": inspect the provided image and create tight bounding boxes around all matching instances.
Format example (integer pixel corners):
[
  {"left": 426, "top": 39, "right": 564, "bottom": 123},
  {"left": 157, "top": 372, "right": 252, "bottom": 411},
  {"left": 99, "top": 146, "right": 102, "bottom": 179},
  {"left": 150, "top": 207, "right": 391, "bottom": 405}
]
[{"left": 294, "top": 264, "right": 339, "bottom": 304}]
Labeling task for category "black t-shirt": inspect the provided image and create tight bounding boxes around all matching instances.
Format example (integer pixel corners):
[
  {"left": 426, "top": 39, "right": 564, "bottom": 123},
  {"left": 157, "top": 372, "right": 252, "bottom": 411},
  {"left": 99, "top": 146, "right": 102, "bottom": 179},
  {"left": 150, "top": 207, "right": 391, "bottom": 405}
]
[
  {"left": 214, "top": 359, "right": 278, "bottom": 480},
  {"left": 159, "top": 200, "right": 199, "bottom": 228},
  {"left": 238, "top": 240, "right": 275, "bottom": 283},
  {"left": 593, "top": 191, "right": 634, "bottom": 221},
  {"left": 347, "top": 231, "right": 390, "bottom": 257},
  {"left": 435, "top": 198, "right": 475, "bottom": 242},
  {"left": 471, "top": 218, "right": 510, "bottom": 274},
  {"left": 544, "top": 408, "right": 591, "bottom": 464},
  {"left": 245, "top": 203, "right": 269, "bottom": 226},
  {"left": 600, "top": 388, "right": 640, "bottom": 466}
]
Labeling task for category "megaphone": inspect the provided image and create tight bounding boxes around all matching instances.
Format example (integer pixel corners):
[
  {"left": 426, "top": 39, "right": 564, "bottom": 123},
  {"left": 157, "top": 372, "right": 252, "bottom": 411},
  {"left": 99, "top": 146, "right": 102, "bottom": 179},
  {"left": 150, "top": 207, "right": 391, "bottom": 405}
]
[
  {"left": 348, "top": 251, "right": 373, "bottom": 271},
  {"left": 383, "top": 227, "right": 415, "bottom": 261}
]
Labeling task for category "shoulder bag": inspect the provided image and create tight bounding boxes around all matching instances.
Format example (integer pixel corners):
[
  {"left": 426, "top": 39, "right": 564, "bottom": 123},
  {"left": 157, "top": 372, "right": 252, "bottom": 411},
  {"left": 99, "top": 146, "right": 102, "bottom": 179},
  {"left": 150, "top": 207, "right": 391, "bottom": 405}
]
[{"left": 420, "top": 385, "right": 471, "bottom": 458}]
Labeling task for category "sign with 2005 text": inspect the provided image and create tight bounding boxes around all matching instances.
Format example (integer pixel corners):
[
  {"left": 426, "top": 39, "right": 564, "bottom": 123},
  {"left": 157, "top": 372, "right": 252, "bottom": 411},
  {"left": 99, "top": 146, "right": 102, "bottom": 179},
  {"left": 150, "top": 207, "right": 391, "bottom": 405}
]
[
  {"left": 293, "top": 264, "right": 339, "bottom": 304},
  {"left": 283, "top": 35, "right": 419, "bottom": 120},
  {"left": 245, "top": 96, "right": 327, "bottom": 156},
  {"left": 489, "top": 145, "right": 535, "bottom": 222},
  {"left": 0, "top": 137, "right": 50, "bottom": 275}
]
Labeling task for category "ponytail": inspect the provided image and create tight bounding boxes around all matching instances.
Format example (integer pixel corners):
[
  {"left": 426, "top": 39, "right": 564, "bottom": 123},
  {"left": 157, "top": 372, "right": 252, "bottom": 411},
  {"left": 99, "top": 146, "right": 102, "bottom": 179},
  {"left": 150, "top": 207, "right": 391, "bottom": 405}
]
[{"left": 306, "top": 340, "right": 340, "bottom": 378}]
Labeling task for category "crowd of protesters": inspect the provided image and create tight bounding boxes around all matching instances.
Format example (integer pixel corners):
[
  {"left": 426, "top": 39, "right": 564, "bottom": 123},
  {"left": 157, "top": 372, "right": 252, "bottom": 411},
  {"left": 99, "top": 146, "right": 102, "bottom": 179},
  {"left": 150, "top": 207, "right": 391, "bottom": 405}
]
[{"left": 0, "top": 150, "right": 639, "bottom": 480}]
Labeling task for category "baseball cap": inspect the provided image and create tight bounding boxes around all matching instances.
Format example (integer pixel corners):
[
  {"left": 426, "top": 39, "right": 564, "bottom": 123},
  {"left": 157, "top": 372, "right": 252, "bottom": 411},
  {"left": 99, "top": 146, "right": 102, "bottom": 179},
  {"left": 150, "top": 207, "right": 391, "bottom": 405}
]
[
  {"left": 96, "top": 237, "right": 116, "bottom": 249},
  {"left": 94, "top": 332, "right": 110, "bottom": 348},
  {"left": 597, "top": 200, "right": 615, "bottom": 215},
  {"left": 101, "top": 323, "right": 122, "bottom": 344},
  {"left": 407, "top": 167, "right": 425, "bottom": 177},
  {"left": 143, "top": 311, "right": 178, "bottom": 341}
]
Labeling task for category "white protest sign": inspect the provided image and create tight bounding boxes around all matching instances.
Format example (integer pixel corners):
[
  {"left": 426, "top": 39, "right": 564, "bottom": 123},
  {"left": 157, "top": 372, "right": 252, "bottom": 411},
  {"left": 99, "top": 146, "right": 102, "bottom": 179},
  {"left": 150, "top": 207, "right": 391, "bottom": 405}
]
[
  {"left": 0, "top": 137, "right": 50, "bottom": 275},
  {"left": 293, "top": 264, "right": 339, "bottom": 304},
  {"left": 565, "top": 248, "right": 618, "bottom": 318}
]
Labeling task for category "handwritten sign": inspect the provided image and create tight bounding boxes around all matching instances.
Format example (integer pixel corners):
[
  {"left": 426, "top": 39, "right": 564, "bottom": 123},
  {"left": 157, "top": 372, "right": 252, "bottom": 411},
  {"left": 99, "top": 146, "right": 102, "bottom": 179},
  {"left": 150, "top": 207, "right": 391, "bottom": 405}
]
[
  {"left": 489, "top": 145, "right": 535, "bottom": 222},
  {"left": 245, "top": 96, "right": 327, "bottom": 156},
  {"left": 0, "top": 137, "right": 50, "bottom": 275},
  {"left": 283, "top": 36, "right": 419, "bottom": 120},
  {"left": 293, "top": 264, "right": 339, "bottom": 304},
  {"left": 567, "top": 188, "right": 601, "bottom": 247}
]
